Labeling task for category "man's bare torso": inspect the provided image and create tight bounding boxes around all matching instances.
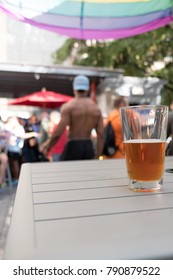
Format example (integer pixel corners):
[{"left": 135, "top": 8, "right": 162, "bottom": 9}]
[{"left": 61, "top": 97, "right": 102, "bottom": 140}]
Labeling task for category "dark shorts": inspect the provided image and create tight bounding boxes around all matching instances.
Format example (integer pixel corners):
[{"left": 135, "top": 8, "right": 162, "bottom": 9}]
[
  {"left": 60, "top": 139, "right": 95, "bottom": 161},
  {"left": 8, "top": 151, "right": 21, "bottom": 161}
]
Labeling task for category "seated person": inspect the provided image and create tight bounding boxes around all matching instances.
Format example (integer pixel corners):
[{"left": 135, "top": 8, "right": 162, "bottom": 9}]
[
  {"left": 0, "top": 119, "right": 9, "bottom": 189},
  {"left": 0, "top": 151, "right": 8, "bottom": 190}
]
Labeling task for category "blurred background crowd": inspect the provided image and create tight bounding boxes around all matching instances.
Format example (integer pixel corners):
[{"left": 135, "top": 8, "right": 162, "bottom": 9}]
[
  {"left": 0, "top": 110, "right": 68, "bottom": 189},
  {"left": 1, "top": 97, "right": 173, "bottom": 191}
]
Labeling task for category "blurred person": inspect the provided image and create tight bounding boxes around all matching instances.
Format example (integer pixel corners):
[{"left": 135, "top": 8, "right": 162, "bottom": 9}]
[
  {"left": 46, "top": 111, "right": 68, "bottom": 161},
  {"left": 0, "top": 119, "right": 9, "bottom": 190},
  {"left": 169, "top": 101, "right": 173, "bottom": 111},
  {"left": 40, "top": 75, "right": 104, "bottom": 160},
  {"left": 5, "top": 116, "right": 39, "bottom": 186},
  {"left": 22, "top": 113, "right": 41, "bottom": 163},
  {"left": 103, "top": 96, "right": 129, "bottom": 159},
  {"left": 39, "top": 110, "right": 50, "bottom": 145},
  {"left": 0, "top": 153, "right": 8, "bottom": 191}
]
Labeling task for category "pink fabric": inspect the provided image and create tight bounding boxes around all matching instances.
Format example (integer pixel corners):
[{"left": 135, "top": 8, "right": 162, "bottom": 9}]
[
  {"left": 48, "top": 125, "right": 68, "bottom": 156},
  {"left": 0, "top": 5, "right": 172, "bottom": 39},
  {"left": 40, "top": 17, "right": 172, "bottom": 40}
]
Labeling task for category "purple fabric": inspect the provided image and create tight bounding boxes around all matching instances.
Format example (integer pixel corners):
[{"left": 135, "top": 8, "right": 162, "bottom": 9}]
[
  {"left": 0, "top": 5, "right": 172, "bottom": 40},
  {"left": 32, "top": 8, "right": 171, "bottom": 30},
  {"left": 18, "top": 17, "right": 173, "bottom": 40}
]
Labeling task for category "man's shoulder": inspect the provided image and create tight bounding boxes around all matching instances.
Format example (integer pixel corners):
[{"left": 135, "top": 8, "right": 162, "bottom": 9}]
[
  {"left": 108, "top": 109, "right": 119, "bottom": 119},
  {"left": 61, "top": 100, "right": 75, "bottom": 111},
  {"left": 87, "top": 98, "right": 101, "bottom": 109}
]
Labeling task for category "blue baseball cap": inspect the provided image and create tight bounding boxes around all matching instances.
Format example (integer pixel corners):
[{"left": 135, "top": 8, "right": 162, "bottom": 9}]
[{"left": 73, "top": 75, "right": 90, "bottom": 91}]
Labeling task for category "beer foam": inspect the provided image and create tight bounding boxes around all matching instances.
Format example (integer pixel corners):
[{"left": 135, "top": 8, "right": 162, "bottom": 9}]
[{"left": 124, "top": 139, "right": 165, "bottom": 144}]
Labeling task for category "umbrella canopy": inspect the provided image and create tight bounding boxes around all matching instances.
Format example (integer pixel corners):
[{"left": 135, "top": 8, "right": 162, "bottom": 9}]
[
  {"left": 8, "top": 90, "right": 73, "bottom": 109},
  {"left": 0, "top": 0, "right": 172, "bottom": 40}
]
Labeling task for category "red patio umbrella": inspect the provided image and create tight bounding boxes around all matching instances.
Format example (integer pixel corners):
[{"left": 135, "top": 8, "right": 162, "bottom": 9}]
[{"left": 8, "top": 89, "right": 73, "bottom": 109}]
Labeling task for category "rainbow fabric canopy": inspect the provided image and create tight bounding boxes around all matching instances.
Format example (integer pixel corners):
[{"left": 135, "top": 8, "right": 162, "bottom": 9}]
[{"left": 0, "top": 0, "right": 173, "bottom": 40}]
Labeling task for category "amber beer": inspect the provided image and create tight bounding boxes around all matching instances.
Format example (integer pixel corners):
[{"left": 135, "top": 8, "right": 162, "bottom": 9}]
[{"left": 124, "top": 139, "right": 166, "bottom": 181}]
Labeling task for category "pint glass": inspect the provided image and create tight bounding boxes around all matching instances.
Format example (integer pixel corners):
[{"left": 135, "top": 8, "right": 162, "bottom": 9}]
[{"left": 120, "top": 105, "right": 168, "bottom": 192}]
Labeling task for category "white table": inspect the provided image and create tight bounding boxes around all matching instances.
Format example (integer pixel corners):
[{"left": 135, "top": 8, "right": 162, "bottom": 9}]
[{"left": 4, "top": 157, "right": 173, "bottom": 259}]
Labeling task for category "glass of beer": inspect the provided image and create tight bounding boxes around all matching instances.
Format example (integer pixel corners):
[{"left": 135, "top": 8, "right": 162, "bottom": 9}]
[{"left": 120, "top": 105, "right": 168, "bottom": 192}]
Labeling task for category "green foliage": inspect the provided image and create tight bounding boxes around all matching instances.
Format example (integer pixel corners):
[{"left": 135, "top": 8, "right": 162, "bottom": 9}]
[
  {"left": 52, "top": 39, "right": 76, "bottom": 64},
  {"left": 53, "top": 24, "right": 173, "bottom": 105}
]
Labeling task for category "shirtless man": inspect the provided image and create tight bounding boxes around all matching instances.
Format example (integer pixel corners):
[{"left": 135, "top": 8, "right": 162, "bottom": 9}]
[{"left": 41, "top": 75, "right": 104, "bottom": 160}]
